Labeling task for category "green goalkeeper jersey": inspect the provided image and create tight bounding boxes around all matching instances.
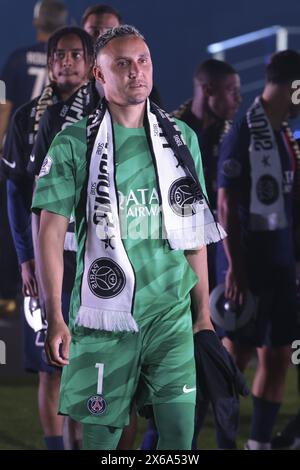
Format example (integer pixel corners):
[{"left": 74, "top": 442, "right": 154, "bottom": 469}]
[{"left": 32, "top": 117, "right": 207, "bottom": 331}]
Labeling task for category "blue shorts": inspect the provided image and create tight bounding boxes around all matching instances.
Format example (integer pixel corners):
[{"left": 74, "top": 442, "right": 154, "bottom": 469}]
[
  {"left": 23, "top": 292, "right": 71, "bottom": 373},
  {"left": 216, "top": 253, "right": 297, "bottom": 347}
]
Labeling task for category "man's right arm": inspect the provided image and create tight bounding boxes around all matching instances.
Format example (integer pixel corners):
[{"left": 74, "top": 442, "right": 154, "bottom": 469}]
[
  {"left": 38, "top": 210, "right": 71, "bottom": 366},
  {"left": 217, "top": 121, "right": 249, "bottom": 305},
  {"left": 218, "top": 187, "right": 247, "bottom": 305}
]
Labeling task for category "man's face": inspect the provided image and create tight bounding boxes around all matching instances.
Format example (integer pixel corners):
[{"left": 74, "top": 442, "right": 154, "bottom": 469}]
[
  {"left": 84, "top": 13, "right": 120, "bottom": 40},
  {"left": 50, "top": 34, "right": 91, "bottom": 93},
  {"left": 94, "top": 36, "right": 153, "bottom": 106},
  {"left": 208, "top": 73, "right": 241, "bottom": 120}
]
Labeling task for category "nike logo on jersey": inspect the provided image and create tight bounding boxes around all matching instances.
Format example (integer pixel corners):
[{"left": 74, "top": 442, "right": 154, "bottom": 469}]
[
  {"left": 2, "top": 158, "right": 16, "bottom": 169},
  {"left": 183, "top": 385, "right": 196, "bottom": 394},
  {"left": 30, "top": 154, "right": 35, "bottom": 162}
]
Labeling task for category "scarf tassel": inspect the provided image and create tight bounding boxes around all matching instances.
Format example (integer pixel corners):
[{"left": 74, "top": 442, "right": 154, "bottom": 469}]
[
  {"left": 168, "top": 222, "right": 227, "bottom": 250},
  {"left": 75, "top": 306, "right": 139, "bottom": 332}
]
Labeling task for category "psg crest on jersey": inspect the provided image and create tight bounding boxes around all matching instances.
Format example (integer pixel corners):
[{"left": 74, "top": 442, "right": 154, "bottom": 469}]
[
  {"left": 88, "top": 258, "right": 126, "bottom": 299},
  {"left": 87, "top": 395, "right": 107, "bottom": 415},
  {"left": 168, "top": 177, "right": 203, "bottom": 217}
]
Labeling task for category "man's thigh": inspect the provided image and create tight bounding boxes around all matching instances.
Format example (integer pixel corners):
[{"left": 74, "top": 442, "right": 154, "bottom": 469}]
[
  {"left": 138, "top": 310, "right": 196, "bottom": 407},
  {"left": 59, "top": 330, "right": 141, "bottom": 428}
]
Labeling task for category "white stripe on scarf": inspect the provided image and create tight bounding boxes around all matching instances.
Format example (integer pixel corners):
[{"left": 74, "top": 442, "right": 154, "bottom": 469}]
[{"left": 247, "top": 97, "right": 287, "bottom": 230}]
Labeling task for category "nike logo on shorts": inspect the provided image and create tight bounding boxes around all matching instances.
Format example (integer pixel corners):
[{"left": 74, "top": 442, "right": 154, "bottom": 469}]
[
  {"left": 2, "top": 158, "right": 16, "bottom": 169},
  {"left": 183, "top": 385, "right": 196, "bottom": 394}
]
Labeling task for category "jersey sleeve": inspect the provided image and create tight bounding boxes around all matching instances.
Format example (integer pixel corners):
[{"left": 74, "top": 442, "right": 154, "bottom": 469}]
[
  {"left": 7, "top": 179, "right": 34, "bottom": 264},
  {"left": 217, "top": 118, "right": 249, "bottom": 190},
  {"left": 176, "top": 118, "right": 208, "bottom": 199},
  {"left": 27, "top": 108, "right": 52, "bottom": 177},
  {"left": 1, "top": 105, "right": 30, "bottom": 181},
  {"left": 32, "top": 131, "right": 76, "bottom": 219}
]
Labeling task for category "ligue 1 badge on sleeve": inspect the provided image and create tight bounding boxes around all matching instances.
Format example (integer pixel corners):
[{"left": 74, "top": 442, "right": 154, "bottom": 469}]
[
  {"left": 39, "top": 155, "right": 53, "bottom": 177},
  {"left": 87, "top": 395, "right": 107, "bottom": 416}
]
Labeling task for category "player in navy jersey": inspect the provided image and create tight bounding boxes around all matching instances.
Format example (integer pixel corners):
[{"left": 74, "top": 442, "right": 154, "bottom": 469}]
[
  {"left": 1, "top": 26, "right": 96, "bottom": 450},
  {"left": 0, "top": 0, "right": 68, "bottom": 312},
  {"left": 217, "top": 50, "right": 300, "bottom": 450},
  {"left": 0, "top": 0, "right": 68, "bottom": 148}
]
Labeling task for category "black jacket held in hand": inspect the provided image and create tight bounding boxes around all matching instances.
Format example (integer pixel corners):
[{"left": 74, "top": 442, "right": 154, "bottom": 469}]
[{"left": 194, "top": 329, "right": 249, "bottom": 444}]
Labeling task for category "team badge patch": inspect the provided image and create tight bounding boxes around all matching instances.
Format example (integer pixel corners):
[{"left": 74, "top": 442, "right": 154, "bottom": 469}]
[
  {"left": 88, "top": 258, "right": 126, "bottom": 298},
  {"left": 168, "top": 177, "right": 203, "bottom": 217},
  {"left": 87, "top": 395, "right": 107, "bottom": 415},
  {"left": 222, "top": 159, "right": 241, "bottom": 178},
  {"left": 256, "top": 175, "right": 279, "bottom": 205},
  {"left": 39, "top": 155, "right": 53, "bottom": 177}
]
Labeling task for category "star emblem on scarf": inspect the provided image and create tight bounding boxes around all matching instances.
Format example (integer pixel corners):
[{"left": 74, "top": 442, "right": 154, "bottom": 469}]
[
  {"left": 262, "top": 155, "right": 271, "bottom": 167},
  {"left": 102, "top": 234, "right": 115, "bottom": 250}
]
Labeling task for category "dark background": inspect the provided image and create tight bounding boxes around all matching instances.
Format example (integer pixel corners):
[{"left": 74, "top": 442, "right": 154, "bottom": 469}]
[{"left": 1, "top": 0, "right": 300, "bottom": 114}]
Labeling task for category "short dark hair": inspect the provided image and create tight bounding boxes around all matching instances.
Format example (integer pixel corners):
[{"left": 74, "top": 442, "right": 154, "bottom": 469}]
[
  {"left": 266, "top": 49, "right": 300, "bottom": 84},
  {"left": 195, "top": 59, "right": 237, "bottom": 83},
  {"left": 47, "top": 26, "right": 94, "bottom": 62},
  {"left": 81, "top": 4, "right": 122, "bottom": 27},
  {"left": 33, "top": 0, "right": 68, "bottom": 34},
  {"left": 94, "top": 24, "right": 144, "bottom": 61}
]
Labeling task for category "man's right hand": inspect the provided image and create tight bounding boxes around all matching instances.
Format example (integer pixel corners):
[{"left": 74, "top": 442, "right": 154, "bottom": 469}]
[
  {"left": 21, "top": 259, "right": 38, "bottom": 297},
  {"left": 225, "top": 264, "right": 248, "bottom": 306},
  {"left": 45, "top": 319, "right": 71, "bottom": 367}
]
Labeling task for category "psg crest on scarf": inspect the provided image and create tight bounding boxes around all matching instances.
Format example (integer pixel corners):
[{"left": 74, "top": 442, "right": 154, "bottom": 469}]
[
  {"left": 256, "top": 175, "right": 279, "bottom": 205},
  {"left": 168, "top": 177, "right": 203, "bottom": 217},
  {"left": 87, "top": 395, "right": 107, "bottom": 415},
  {"left": 88, "top": 258, "right": 126, "bottom": 298}
]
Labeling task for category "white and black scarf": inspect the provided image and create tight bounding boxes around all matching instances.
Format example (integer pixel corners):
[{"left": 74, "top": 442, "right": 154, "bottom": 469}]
[
  {"left": 75, "top": 99, "right": 226, "bottom": 332},
  {"left": 28, "top": 82, "right": 92, "bottom": 146},
  {"left": 247, "top": 97, "right": 287, "bottom": 230}
]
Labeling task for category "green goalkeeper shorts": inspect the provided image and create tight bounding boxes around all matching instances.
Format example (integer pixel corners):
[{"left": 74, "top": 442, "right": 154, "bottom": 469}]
[{"left": 59, "top": 300, "right": 196, "bottom": 427}]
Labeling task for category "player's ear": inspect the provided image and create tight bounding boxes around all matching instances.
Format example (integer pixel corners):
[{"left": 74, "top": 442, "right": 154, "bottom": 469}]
[
  {"left": 86, "top": 56, "right": 94, "bottom": 80},
  {"left": 47, "top": 58, "right": 55, "bottom": 82},
  {"left": 203, "top": 82, "right": 213, "bottom": 97},
  {"left": 94, "top": 64, "right": 105, "bottom": 84}
]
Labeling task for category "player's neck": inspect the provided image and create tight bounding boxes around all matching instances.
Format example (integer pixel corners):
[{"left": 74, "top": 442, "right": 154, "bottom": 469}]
[
  {"left": 191, "top": 95, "right": 220, "bottom": 129},
  {"left": 108, "top": 101, "right": 146, "bottom": 128},
  {"left": 191, "top": 94, "right": 204, "bottom": 120},
  {"left": 58, "top": 83, "right": 85, "bottom": 102}
]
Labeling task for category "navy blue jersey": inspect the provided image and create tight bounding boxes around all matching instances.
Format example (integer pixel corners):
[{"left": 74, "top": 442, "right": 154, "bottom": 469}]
[
  {"left": 1, "top": 97, "right": 43, "bottom": 264},
  {"left": 1, "top": 98, "right": 40, "bottom": 182},
  {"left": 217, "top": 116, "right": 295, "bottom": 268},
  {"left": 1, "top": 42, "right": 47, "bottom": 113}
]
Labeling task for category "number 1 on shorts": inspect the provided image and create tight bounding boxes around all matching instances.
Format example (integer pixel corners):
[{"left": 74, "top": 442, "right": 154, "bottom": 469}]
[{"left": 95, "top": 363, "right": 104, "bottom": 395}]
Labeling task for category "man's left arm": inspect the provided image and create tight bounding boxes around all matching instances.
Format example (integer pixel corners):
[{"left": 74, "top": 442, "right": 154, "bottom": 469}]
[
  {"left": 178, "top": 120, "right": 214, "bottom": 332},
  {"left": 185, "top": 246, "right": 214, "bottom": 334}
]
